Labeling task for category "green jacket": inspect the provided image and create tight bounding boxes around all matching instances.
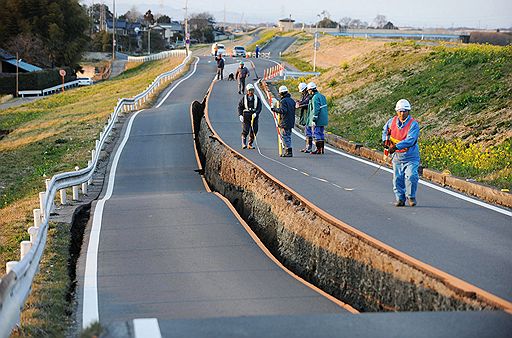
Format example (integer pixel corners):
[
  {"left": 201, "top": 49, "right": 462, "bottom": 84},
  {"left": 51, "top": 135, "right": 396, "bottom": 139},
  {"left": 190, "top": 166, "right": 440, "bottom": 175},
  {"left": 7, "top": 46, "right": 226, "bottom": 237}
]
[{"left": 307, "top": 91, "right": 328, "bottom": 127}]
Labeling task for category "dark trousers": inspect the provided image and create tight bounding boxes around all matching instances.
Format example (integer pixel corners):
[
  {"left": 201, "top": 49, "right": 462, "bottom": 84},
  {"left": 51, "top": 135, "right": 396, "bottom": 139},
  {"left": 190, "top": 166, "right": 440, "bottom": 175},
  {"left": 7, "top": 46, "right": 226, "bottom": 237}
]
[
  {"left": 241, "top": 113, "right": 258, "bottom": 144},
  {"left": 238, "top": 78, "right": 246, "bottom": 93},
  {"left": 217, "top": 68, "right": 223, "bottom": 80}
]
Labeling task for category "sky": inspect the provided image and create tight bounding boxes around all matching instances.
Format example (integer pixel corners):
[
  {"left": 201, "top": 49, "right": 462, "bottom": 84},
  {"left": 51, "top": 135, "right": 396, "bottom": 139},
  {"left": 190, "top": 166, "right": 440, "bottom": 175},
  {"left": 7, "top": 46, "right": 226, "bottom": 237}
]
[{"left": 86, "top": 0, "right": 512, "bottom": 29}]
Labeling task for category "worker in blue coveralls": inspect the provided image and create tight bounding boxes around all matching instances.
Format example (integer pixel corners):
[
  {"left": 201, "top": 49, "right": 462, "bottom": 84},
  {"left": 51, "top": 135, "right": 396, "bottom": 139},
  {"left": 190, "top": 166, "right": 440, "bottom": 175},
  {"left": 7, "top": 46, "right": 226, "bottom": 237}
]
[
  {"left": 382, "top": 99, "right": 420, "bottom": 207},
  {"left": 306, "top": 82, "right": 328, "bottom": 154}
]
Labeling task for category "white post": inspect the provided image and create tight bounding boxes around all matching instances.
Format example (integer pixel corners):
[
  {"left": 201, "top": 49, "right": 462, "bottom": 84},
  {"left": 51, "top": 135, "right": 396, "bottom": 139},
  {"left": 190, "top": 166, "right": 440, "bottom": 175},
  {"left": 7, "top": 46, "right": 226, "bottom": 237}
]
[
  {"left": 91, "top": 149, "right": 96, "bottom": 161},
  {"left": 20, "top": 241, "right": 32, "bottom": 259},
  {"left": 6, "top": 261, "right": 18, "bottom": 274},
  {"left": 45, "top": 178, "right": 55, "bottom": 213},
  {"left": 82, "top": 181, "right": 88, "bottom": 195},
  {"left": 72, "top": 166, "right": 80, "bottom": 200},
  {"left": 39, "top": 192, "right": 46, "bottom": 221},
  {"left": 60, "top": 189, "right": 67, "bottom": 205},
  {"left": 88, "top": 160, "right": 93, "bottom": 185},
  {"left": 33, "top": 208, "right": 41, "bottom": 227},
  {"left": 28, "top": 226, "right": 39, "bottom": 243}
]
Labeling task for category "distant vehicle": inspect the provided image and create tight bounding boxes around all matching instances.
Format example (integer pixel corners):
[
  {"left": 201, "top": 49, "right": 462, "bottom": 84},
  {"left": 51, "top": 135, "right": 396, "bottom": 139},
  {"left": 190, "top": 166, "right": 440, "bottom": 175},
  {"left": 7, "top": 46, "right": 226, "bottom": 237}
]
[
  {"left": 232, "top": 46, "right": 246, "bottom": 57},
  {"left": 211, "top": 43, "right": 226, "bottom": 56},
  {"left": 78, "top": 77, "right": 93, "bottom": 86}
]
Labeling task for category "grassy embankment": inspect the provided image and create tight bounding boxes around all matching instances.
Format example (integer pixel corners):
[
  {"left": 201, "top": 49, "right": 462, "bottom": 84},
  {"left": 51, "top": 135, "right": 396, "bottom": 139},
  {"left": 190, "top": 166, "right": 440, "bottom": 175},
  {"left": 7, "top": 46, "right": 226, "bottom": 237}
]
[
  {"left": 0, "top": 56, "right": 186, "bottom": 335},
  {"left": 279, "top": 35, "right": 512, "bottom": 190}
]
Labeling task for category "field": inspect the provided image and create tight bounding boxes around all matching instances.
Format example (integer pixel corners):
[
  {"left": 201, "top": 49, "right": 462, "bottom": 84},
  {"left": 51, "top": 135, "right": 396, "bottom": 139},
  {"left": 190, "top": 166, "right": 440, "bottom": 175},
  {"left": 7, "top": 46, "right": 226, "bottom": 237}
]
[{"left": 279, "top": 35, "right": 512, "bottom": 190}]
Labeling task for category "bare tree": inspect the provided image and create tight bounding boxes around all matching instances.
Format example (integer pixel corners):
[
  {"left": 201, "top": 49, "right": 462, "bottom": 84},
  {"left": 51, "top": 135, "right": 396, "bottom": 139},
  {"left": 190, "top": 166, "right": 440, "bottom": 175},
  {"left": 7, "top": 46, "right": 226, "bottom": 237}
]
[{"left": 373, "top": 14, "right": 387, "bottom": 28}]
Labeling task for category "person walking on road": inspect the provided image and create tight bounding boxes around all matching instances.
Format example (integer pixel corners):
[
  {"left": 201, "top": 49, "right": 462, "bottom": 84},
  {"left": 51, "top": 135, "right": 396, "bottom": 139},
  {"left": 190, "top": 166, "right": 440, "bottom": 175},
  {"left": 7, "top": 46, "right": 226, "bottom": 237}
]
[
  {"left": 238, "top": 83, "right": 262, "bottom": 149},
  {"left": 382, "top": 99, "right": 420, "bottom": 207},
  {"left": 296, "top": 82, "right": 312, "bottom": 153},
  {"left": 235, "top": 61, "right": 250, "bottom": 94},
  {"left": 216, "top": 54, "right": 225, "bottom": 80},
  {"left": 306, "top": 82, "right": 328, "bottom": 154},
  {"left": 214, "top": 43, "right": 219, "bottom": 57},
  {"left": 255, "top": 45, "right": 260, "bottom": 58},
  {"left": 271, "top": 85, "right": 296, "bottom": 157}
]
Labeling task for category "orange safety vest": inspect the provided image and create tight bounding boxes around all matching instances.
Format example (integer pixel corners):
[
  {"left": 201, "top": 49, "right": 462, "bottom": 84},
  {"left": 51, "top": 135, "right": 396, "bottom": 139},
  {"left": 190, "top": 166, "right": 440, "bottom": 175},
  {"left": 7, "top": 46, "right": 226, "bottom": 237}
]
[{"left": 389, "top": 116, "right": 415, "bottom": 153}]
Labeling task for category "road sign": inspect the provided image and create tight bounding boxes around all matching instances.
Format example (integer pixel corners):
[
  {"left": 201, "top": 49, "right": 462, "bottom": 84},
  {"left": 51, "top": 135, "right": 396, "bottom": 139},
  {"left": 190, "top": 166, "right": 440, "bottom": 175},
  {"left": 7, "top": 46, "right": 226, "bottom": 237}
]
[
  {"left": 314, "top": 41, "right": 320, "bottom": 49},
  {"left": 59, "top": 69, "right": 66, "bottom": 77}
]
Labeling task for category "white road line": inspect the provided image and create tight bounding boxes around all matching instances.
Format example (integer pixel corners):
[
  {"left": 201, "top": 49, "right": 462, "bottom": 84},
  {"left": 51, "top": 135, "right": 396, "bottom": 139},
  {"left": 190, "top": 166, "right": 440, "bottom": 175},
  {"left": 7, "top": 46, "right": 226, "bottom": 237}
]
[
  {"left": 254, "top": 82, "right": 511, "bottom": 217},
  {"left": 133, "top": 318, "right": 162, "bottom": 338},
  {"left": 82, "top": 59, "right": 199, "bottom": 329},
  {"left": 155, "top": 57, "right": 199, "bottom": 108}
]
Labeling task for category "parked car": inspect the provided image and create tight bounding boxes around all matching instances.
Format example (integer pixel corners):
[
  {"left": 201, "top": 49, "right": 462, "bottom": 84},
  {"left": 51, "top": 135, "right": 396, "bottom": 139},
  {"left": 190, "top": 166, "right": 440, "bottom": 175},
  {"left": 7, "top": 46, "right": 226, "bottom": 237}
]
[
  {"left": 78, "top": 77, "right": 93, "bottom": 86},
  {"left": 232, "top": 46, "right": 246, "bottom": 57},
  {"left": 211, "top": 43, "right": 226, "bottom": 56}
]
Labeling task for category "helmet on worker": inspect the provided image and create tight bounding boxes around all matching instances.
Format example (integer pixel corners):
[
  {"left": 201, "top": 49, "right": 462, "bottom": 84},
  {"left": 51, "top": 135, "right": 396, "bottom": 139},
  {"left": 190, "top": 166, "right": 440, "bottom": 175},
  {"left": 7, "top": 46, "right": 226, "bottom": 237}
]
[
  {"left": 239, "top": 61, "right": 244, "bottom": 66},
  {"left": 278, "top": 85, "right": 288, "bottom": 94},
  {"left": 307, "top": 82, "right": 317, "bottom": 91},
  {"left": 246, "top": 83, "right": 255, "bottom": 92},
  {"left": 395, "top": 99, "right": 411, "bottom": 112},
  {"left": 298, "top": 82, "right": 307, "bottom": 92}
]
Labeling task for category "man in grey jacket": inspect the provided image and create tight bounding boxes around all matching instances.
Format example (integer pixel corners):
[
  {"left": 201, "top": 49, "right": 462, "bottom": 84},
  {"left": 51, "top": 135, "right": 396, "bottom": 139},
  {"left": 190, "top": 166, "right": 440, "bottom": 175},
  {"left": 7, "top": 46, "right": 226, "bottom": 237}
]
[{"left": 235, "top": 61, "right": 250, "bottom": 94}]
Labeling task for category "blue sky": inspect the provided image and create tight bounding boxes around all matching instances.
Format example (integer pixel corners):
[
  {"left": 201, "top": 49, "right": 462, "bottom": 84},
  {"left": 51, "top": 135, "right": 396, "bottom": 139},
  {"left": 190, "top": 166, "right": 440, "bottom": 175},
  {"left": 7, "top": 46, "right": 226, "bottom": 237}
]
[{"left": 87, "top": 0, "right": 512, "bottom": 28}]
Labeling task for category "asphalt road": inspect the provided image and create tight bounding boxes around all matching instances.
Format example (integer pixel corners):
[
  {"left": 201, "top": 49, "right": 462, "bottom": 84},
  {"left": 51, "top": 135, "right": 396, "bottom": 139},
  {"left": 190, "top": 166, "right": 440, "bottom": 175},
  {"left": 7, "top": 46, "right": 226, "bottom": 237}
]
[
  {"left": 78, "top": 38, "right": 512, "bottom": 336},
  {"left": 79, "top": 56, "right": 347, "bottom": 332}
]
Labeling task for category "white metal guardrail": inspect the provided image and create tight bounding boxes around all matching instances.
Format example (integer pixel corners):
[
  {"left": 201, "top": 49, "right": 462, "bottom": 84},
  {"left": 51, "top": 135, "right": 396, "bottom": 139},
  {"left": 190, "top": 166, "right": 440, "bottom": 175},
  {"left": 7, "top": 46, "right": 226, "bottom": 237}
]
[
  {"left": 18, "top": 80, "right": 81, "bottom": 97},
  {"left": 0, "top": 52, "right": 192, "bottom": 338},
  {"left": 127, "top": 49, "right": 187, "bottom": 62}
]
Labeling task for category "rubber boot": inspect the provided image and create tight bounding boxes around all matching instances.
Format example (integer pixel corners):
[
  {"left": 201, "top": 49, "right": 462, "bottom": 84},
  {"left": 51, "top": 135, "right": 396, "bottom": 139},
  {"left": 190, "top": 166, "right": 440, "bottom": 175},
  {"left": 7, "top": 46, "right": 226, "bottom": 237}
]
[
  {"left": 300, "top": 137, "right": 312, "bottom": 153},
  {"left": 319, "top": 140, "right": 325, "bottom": 154},
  {"left": 311, "top": 141, "right": 321, "bottom": 154},
  {"left": 281, "top": 148, "right": 293, "bottom": 157},
  {"left": 241, "top": 136, "right": 247, "bottom": 149}
]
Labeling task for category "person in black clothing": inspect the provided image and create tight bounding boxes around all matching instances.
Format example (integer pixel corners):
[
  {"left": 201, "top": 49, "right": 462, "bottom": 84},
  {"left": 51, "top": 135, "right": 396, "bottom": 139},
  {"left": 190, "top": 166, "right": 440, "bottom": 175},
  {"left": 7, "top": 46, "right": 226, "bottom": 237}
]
[
  {"left": 238, "top": 83, "right": 262, "bottom": 149},
  {"left": 271, "top": 85, "right": 296, "bottom": 157},
  {"left": 216, "top": 54, "right": 225, "bottom": 80}
]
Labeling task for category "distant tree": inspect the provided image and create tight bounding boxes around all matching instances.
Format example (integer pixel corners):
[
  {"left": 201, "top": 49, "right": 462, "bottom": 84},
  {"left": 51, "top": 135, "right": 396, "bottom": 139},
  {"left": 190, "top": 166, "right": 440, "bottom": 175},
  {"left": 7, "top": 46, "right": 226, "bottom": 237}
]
[
  {"left": 0, "top": 0, "right": 90, "bottom": 68},
  {"left": 189, "top": 13, "right": 215, "bottom": 43},
  {"left": 157, "top": 15, "right": 172, "bottom": 24},
  {"left": 5, "top": 33, "right": 50, "bottom": 66},
  {"left": 124, "top": 7, "right": 142, "bottom": 23},
  {"left": 144, "top": 10, "right": 155, "bottom": 25},
  {"left": 373, "top": 14, "right": 387, "bottom": 28},
  {"left": 349, "top": 19, "right": 368, "bottom": 29},
  {"left": 339, "top": 17, "right": 351, "bottom": 30},
  {"left": 318, "top": 17, "right": 338, "bottom": 28}
]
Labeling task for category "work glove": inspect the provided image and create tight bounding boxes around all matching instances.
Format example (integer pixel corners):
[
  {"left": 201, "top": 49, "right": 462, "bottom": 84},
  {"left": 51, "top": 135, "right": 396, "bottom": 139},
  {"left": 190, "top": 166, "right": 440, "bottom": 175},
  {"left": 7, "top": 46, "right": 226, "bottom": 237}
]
[
  {"left": 252, "top": 113, "right": 257, "bottom": 119},
  {"left": 382, "top": 140, "right": 392, "bottom": 149},
  {"left": 239, "top": 115, "right": 244, "bottom": 123},
  {"left": 388, "top": 145, "right": 397, "bottom": 154}
]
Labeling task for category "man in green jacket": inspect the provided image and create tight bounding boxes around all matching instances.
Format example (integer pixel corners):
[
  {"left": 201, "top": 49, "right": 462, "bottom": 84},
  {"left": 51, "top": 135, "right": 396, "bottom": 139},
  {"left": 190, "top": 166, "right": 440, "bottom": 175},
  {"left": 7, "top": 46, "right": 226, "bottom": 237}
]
[{"left": 306, "top": 82, "right": 328, "bottom": 154}]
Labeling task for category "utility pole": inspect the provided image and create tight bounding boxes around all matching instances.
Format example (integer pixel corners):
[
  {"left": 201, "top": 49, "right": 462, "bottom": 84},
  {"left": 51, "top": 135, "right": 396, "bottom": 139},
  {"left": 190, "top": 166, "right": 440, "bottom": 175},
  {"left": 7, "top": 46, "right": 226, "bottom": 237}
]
[
  {"left": 184, "top": 0, "right": 189, "bottom": 56},
  {"left": 112, "top": 0, "right": 116, "bottom": 60},
  {"left": 16, "top": 52, "right": 19, "bottom": 97},
  {"left": 148, "top": 27, "right": 151, "bottom": 54}
]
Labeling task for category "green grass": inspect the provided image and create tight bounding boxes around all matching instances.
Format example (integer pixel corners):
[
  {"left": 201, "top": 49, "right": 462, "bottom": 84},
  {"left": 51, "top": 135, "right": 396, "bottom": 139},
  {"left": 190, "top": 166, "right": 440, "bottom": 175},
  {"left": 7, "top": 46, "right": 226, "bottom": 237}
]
[
  {"left": 246, "top": 29, "right": 282, "bottom": 52},
  {"left": 279, "top": 42, "right": 512, "bottom": 189},
  {"left": 13, "top": 222, "right": 73, "bottom": 337}
]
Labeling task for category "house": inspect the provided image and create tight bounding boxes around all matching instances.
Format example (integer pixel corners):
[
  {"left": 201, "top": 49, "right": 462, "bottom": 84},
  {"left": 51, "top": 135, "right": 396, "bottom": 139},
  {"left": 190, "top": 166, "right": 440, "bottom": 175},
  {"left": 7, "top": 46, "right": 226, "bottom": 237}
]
[
  {"left": 159, "top": 21, "right": 184, "bottom": 42},
  {"left": 278, "top": 18, "right": 295, "bottom": 32},
  {"left": 0, "top": 49, "right": 42, "bottom": 73}
]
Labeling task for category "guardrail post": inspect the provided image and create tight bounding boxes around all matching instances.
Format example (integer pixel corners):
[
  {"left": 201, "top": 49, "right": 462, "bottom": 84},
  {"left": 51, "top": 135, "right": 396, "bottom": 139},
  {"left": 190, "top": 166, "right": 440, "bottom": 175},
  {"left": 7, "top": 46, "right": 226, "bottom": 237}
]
[
  {"left": 28, "top": 226, "right": 39, "bottom": 243},
  {"left": 82, "top": 181, "right": 88, "bottom": 195},
  {"left": 95, "top": 140, "right": 100, "bottom": 153},
  {"left": 60, "top": 189, "right": 67, "bottom": 205},
  {"left": 33, "top": 209, "right": 41, "bottom": 227},
  {"left": 6, "top": 261, "right": 18, "bottom": 274},
  {"left": 20, "top": 241, "right": 32, "bottom": 260},
  {"left": 72, "top": 166, "right": 80, "bottom": 200},
  {"left": 45, "top": 178, "right": 55, "bottom": 213},
  {"left": 39, "top": 192, "right": 46, "bottom": 221},
  {"left": 88, "top": 160, "right": 93, "bottom": 185}
]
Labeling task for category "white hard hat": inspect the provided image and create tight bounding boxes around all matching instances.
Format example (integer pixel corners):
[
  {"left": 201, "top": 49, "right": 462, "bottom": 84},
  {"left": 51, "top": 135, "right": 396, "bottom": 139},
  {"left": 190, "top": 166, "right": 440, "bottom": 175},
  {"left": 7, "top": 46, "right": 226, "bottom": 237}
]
[
  {"left": 298, "top": 82, "right": 307, "bottom": 92},
  {"left": 278, "top": 85, "right": 288, "bottom": 93},
  {"left": 307, "top": 82, "right": 317, "bottom": 90},
  {"left": 246, "top": 83, "right": 255, "bottom": 91},
  {"left": 395, "top": 99, "right": 411, "bottom": 111}
]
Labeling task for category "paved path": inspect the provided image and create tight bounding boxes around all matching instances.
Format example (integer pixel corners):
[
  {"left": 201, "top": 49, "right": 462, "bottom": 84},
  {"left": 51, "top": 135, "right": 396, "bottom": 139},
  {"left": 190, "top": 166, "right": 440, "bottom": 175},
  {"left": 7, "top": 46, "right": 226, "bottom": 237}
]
[{"left": 78, "top": 56, "right": 347, "bottom": 332}]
